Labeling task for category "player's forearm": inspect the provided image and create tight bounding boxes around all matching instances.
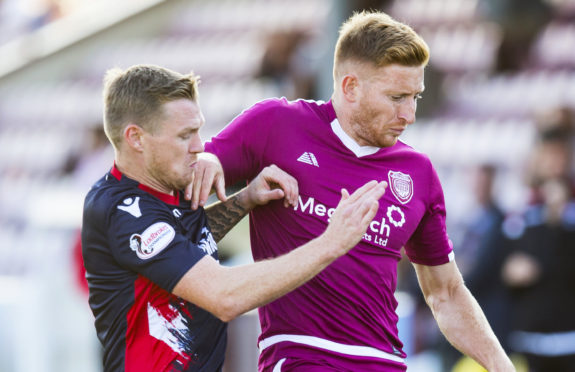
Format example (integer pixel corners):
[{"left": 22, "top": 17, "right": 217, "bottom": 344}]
[
  {"left": 428, "top": 284, "right": 515, "bottom": 372},
  {"left": 204, "top": 190, "right": 250, "bottom": 242},
  {"left": 187, "top": 180, "right": 383, "bottom": 322},
  {"left": 214, "top": 234, "right": 341, "bottom": 321},
  {"left": 217, "top": 182, "right": 382, "bottom": 317}
]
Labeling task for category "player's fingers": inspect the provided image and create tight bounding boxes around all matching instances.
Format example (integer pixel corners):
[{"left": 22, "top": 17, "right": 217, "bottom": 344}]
[
  {"left": 360, "top": 200, "right": 380, "bottom": 226},
  {"left": 184, "top": 174, "right": 195, "bottom": 201},
  {"left": 345, "top": 180, "right": 384, "bottom": 210},
  {"left": 198, "top": 167, "right": 217, "bottom": 207},
  {"left": 371, "top": 181, "right": 387, "bottom": 200},
  {"left": 345, "top": 180, "right": 379, "bottom": 204},
  {"left": 191, "top": 166, "right": 204, "bottom": 210},
  {"left": 349, "top": 181, "right": 386, "bottom": 217},
  {"left": 214, "top": 175, "right": 227, "bottom": 202},
  {"left": 362, "top": 181, "right": 386, "bottom": 201},
  {"left": 266, "top": 165, "right": 299, "bottom": 207},
  {"left": 283, "top": 182, "right": 297, "bottom": 208},
  {"left": 281, "top": 176, "right": 298, "bottom": 207},
  {"left": 340, "top": 188, "right": 350, "bottom": 201},
  {"left": 266, "top": 188, "right": 285, "bottom": 202}
]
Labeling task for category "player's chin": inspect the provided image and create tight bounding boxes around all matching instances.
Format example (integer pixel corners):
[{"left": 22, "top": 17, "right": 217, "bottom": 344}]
[
  {"left": 176, "top": 173, "right": 194, "bottom": 190},
  {"left": 379, "top": 136, "right": 399, "bottom": 148}
]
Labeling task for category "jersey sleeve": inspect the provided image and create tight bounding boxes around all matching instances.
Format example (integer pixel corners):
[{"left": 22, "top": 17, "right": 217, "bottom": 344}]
[
  {"left": 404, "top": 162, "right": 454, "bottom": 266},
  {"left": 204, "top": 98, "right": 283, "bottom": 185},
  {"left": 106, "top": 193, "right": 209, "bottom": 292}
]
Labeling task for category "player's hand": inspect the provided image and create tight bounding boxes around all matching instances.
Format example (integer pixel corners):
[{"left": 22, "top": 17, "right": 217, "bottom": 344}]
[
  {"left": 323, "top": 180, "right": 387, "bottom": 256},
  {"left": 185, "top": 152, "right": 227, "bottom": 210},
  {"left": 241, "top": 164, "right": 298, "bottom": 209}
]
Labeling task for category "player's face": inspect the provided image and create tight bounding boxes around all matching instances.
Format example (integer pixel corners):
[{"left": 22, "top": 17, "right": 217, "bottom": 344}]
[
  {"left": 143, "top": 99, "right": 205, "bottom": 192},
  {"left": 349, "top": 63, "right": 424, "bottom": 148}
]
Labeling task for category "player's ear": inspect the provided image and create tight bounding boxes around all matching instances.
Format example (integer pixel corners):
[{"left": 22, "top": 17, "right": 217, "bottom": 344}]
[
  {"left": 341, "top": 74, "right": 359, "bottom": 103},
  {"left": 123, "top": 124, "right": 145, "bottom": 152}
]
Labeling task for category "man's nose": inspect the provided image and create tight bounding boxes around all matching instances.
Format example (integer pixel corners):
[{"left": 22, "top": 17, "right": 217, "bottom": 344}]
[
  {"left": 190, "top": 134, "right": 204, "bottom": 153},
  {"left": 398, "top": 100, "right": 416, "bottom": 124}
]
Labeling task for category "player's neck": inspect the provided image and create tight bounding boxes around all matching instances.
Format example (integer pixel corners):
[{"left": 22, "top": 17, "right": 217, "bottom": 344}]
[
  {"left": 332, "top": 97, "right": 361, "bottom": 145},
  {"left": 115, "top": 155, "right": 175, "bottom": 196}
]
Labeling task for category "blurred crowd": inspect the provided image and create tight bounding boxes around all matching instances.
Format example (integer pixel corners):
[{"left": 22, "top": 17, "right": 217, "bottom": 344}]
[
  {"left": 398, "top": 105, "right": 575, "bottom": 371},
  {"left": 0, "top": 0, "right": 86, "bottom": 46},
  {"left": 498, "top": 106, "right": 575, "bottom": 371}
]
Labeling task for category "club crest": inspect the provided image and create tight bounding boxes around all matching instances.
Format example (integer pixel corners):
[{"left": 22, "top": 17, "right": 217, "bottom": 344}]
[{"left": 388, "top": 171, "right": 413, "bottom": 204}]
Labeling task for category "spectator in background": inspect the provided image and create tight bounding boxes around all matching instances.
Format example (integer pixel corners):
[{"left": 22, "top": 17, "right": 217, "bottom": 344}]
[
  {"left": 458, "top": 164, "right": 510, "bottom": 350},
  {"left": 524, "top": 106, "right": 575, "bottom": 205},
  {"left": 256, "top": 0, "right": 396, "bottom": 101},
  {"left": 62, "top": 124, "right": 114, "bottom": 190},
  {"left": 60, "top": 124, "right": 113, "bottom": 296},
  {"left": 501, "top": 107, "right": 575, "bottom": 371},
  {"left": 481, "top": 0, "right": 553, "bottom": 71},
  {"left": 257, "top": 29, "right": 317, "bottom": 100},
  {"left": 0, "top": 0, "right": 70, "bottom": 46}
]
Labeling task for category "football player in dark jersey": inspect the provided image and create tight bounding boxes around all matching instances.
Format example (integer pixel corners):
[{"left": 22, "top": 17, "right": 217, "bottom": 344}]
[{"left": 82, "top": 64, "right": 386, "bottom": 372}]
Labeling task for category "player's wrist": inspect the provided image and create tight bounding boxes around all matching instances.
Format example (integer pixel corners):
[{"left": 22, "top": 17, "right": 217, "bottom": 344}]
[
  {"left": 489, "top": 358, "right": 516, "bottom": 372},
  {"left": 234, "top": 187, "right": 257, "bottom": 211},
  {"left": 317, "top": 231, "right": 347, "bottom": 260},
  {"left": 475, "top": 348, "right": 515, "bottom": 372}
]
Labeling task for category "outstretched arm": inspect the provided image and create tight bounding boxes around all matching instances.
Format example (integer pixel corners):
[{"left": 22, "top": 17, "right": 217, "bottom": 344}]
[
  {"left": 413, "top": 261, "right": 515, "bottom": 372},
  {"left": 204, "top": 164, "right": 298, "bottom": 242},
  {"left": 174, "top": 180, "right": 387, "bottom": 322}
]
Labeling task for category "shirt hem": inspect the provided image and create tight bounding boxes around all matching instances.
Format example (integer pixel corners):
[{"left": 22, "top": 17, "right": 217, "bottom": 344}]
[{"left": 258, "top": 334, "right": 406, "bottom": 365}]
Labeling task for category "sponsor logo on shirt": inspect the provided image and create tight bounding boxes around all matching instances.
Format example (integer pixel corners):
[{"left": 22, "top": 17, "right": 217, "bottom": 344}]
[
  {"left": 117, "top": 196, "right": 142, "bottom": 218},
  {"left": 297, "top": 152, "right": 319, "bottom": 167},
  {"left": 295, "top": 195, "right": 405, "bottom": 247},
  {"left": 387, "top": 205, "right": 406, "bottom": 227},
  {"left": 129, "top": 222, "right": 175, "bottom": 259},
  {"left": 388, "top": 171, "right": 413, "bottom": 204}
]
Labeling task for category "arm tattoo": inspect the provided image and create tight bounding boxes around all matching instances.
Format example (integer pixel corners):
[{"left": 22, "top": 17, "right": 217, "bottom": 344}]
[{"left": 205, "top": 193, "right": 250, "bottom": 242}]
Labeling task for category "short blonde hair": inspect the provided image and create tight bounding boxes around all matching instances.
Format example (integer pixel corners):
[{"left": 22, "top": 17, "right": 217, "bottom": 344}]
[
  {"left": 334, "top": 11, "right": 429, "bottom": 77},
  {"left": 103, "top": 64, "right": 200, "bottom": 149}
]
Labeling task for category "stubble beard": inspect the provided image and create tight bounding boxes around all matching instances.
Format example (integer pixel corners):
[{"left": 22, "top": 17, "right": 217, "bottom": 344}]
[
  {"left": 351, "top": 102, "right": 401, "bottom": 148},
  {"left": 148, "top": 157, "right": 191, "bottom": 193},
  {"left": 350, "top": 104, "right": 383, "bottom": 148}
]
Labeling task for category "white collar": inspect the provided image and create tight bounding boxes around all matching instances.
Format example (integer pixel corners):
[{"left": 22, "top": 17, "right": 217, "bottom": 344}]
[{"left": 330, "top": 118, "right": 380, "bottom": 158}]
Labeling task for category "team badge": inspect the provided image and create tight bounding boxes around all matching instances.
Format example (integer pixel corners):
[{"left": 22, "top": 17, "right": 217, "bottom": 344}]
[
  {"left": 388, "top": 171, "right": 413, "bottom": 204},
  {"left": 129, "top": 222, "right": 175, "bottom": 260}
]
